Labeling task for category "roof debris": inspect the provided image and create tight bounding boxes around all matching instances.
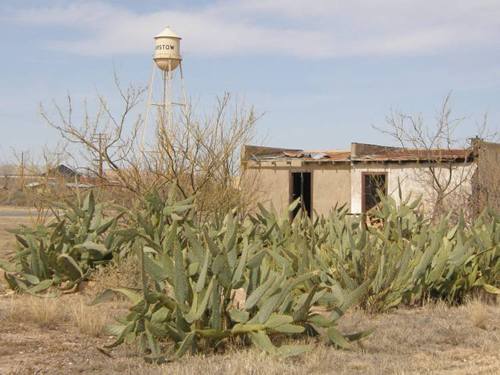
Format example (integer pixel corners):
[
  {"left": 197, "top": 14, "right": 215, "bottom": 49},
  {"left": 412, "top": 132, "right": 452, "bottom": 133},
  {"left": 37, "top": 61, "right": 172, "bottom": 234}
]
[{"left": 243, "top": 143, "right": 474, "bottom": 164}]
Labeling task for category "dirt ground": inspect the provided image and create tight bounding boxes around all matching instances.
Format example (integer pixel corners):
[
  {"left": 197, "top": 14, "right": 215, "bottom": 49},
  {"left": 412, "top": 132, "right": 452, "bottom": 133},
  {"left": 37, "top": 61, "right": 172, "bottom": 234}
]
[{"left": 1, "top": 210, "right": 499, "bottom": 375}]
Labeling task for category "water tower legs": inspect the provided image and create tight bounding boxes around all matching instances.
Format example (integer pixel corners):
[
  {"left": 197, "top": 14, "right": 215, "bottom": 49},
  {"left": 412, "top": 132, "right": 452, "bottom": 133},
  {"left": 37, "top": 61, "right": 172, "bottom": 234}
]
[{"left": 140, "top": 59, "right": 187, "bottom": 165}]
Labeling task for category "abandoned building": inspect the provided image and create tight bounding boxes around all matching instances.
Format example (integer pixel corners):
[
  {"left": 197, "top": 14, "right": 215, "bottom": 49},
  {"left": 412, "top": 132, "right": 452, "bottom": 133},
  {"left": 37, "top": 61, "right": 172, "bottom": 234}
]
[
  {"left": 241, "top": 141, "right": 500, "bottom": 217},
  {"left": 42, "top": 164, "right": 81, "bottom": 179}
]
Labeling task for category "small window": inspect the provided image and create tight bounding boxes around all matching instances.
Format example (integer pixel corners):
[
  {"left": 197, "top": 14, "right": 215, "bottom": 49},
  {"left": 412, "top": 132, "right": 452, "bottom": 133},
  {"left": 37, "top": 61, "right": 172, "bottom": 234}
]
[
  {"left": 291, "top": 172, "right": 312, "bottom": 218},
  {"left": 362, "top": 173, "right": 387, "bottom": 212}
]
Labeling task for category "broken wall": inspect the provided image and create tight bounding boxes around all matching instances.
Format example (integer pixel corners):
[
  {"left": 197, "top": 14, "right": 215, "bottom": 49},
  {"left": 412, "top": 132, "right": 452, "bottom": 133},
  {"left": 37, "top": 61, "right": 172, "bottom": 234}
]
[{"left": 350, "top": 163, "right": 476, "bottom": 214}]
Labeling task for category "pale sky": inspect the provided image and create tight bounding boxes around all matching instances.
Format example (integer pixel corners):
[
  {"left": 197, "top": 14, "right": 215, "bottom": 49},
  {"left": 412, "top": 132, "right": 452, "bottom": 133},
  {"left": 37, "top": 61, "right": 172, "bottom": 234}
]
[{"left": 1, "top": 0, "right": 499, "bottom": 162}]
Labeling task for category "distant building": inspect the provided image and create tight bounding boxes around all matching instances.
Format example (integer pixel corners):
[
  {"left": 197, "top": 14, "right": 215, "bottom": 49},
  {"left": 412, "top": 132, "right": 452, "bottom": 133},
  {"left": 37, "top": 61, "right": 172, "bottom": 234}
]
[
  {"left": 241, "top": 140, "right": 500, "bottom": 216},
  {"left": 25, "top": 164, "right": 93, "bottom": 190},
  {"left": 42, "top": 164, "right": 81, "bottom": 179}
]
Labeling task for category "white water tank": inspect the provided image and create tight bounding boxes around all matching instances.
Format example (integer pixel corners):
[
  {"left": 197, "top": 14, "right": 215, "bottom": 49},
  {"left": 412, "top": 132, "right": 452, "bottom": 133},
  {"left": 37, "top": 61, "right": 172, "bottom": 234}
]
[{"left": 154, "top": 26, "right": 181, "bottom": 71}]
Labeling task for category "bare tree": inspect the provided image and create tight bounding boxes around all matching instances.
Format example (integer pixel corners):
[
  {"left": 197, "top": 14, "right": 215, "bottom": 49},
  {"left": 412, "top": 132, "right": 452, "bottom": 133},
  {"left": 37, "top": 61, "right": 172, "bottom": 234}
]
[
  {"left": 40, "top": 74, "right": 259, "bottom": 218},
  {"left": 40, "top": 73, "right": 146, "bottom": 194},
  {"left": 148, "top": 92, "right": 259, "bottom": 217},
  {"left": 0, "top": 163, "right": 16, "bottom": 191},
  {"left": 377, "top": 94, "right": 492, "bottom": 220}
]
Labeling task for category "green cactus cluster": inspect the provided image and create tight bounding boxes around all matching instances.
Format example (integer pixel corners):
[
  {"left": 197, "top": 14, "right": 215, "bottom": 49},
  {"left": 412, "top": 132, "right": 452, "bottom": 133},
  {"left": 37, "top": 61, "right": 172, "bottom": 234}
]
[
  {"left": 0, "top": 191, "right": 123, "bottom": 294},
  {"left": 0, "top": 185, "right": 498, "bottom": 360},
  {"left": 93, "top": 190, "right": 372, "bottom": 362},
  {"left": 308, "top": 194, "right": 499, "bottom": 312}
]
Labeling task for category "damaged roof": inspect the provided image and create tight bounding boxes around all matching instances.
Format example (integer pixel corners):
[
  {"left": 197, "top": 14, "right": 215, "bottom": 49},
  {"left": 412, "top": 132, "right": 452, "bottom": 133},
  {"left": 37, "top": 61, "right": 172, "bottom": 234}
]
[
  {"left": 243, "top": 143, "right": 474, "bottom": 165},
  {"left": 281, "top": 150, "right": 352, "bottom": 161},
  {"left": 353, "top": 148, "right": 473, "bottom": 162}
]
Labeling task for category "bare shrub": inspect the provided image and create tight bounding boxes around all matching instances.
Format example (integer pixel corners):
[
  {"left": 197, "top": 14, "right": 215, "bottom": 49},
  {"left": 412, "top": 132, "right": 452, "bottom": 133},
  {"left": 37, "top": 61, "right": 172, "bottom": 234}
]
[
  {"left": 377, "top": 94, "right": 496, "bottom": 220},
  {"left": 39, "top": 73, "right": 259, "bottom": 219},
  {"left": 40, "top": 73, "right": 145, "bottom": 194}
]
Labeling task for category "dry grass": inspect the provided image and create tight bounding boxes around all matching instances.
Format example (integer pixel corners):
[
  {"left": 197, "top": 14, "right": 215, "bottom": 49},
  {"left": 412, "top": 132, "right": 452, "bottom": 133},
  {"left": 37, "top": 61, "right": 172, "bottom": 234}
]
[
  {"left": 0, "top": 293, "right": 499, "bottom": 375},
  {"left": 467, "top": 299, "right": 492, "bottom": 330},
  {"left": 69, "top": 299, "right": 115, "bottom": 337},
  {"left": 0, "top": 216, "right": 31, "bottom": 258},
  {"left": 2, "top": 294, "right": 116, "bottom": 337},
  {"left": 89, "top": 255, "right": 142, "bottom": 294},
  {"left": 4, "top": 295, "right": 68, "bottom": 329},
  {"left": 63, "top": 299, "right": 500, "bottom": 375}
]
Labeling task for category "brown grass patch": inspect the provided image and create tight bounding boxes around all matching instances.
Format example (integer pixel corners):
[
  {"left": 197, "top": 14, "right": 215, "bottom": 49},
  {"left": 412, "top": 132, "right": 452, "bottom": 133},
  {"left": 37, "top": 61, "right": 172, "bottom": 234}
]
[
  {"left": 69, "top": 299, "right": 114, "bottom": 337},
  {"left": 2, "top": 294, "right": 115, "bottom": 337},
  {"left": 1, "top": 294, "right": 498, "bottom": 375},
  {"left": 87, "top": 255, "right": 142, "bottom": 295},
  {"left": 467, "top": 299, "right": 491, "bottom": 330},
  {"left": 0, "top": 216, "right": 32, "bottom": 258},
  {"left": 4, "top": 296, "right": 68, "bottom": 329}
]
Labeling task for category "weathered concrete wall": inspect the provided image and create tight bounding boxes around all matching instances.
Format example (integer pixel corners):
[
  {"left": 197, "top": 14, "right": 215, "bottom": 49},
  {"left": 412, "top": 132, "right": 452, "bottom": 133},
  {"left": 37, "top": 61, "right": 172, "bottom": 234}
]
[
  {"left": 243, "top": 165, "right": 351, "bottom": 216},
  {"left": 312, "top": 166, "right": 351, "bottom": 215},
  {"left": 242, "top": 168, "right": 290, "bottom": 213},
  {"left": 475, "top": 141, "right": 500, "bottom": 212},
  {"left": 245, "top": 161, "right": 477, "bottom": 216},
  {"left": 350, "top": 163, "right": 476, "bottom": 214}
]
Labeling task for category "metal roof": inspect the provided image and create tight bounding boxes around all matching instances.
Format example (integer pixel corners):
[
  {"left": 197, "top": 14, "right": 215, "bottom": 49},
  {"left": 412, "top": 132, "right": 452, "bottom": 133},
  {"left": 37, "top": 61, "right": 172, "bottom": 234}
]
[
  {"left": 351, "top": 149, "right": 473, "bottom": 162},
  {"left": 281, "top": 150, "right": 352, "bottom": 161},
  {"left": 41, "top": 164, "right": 81, "bottom": 177},
  {"left": 244, "top": 144, "right": 474, "bottom": 164}
]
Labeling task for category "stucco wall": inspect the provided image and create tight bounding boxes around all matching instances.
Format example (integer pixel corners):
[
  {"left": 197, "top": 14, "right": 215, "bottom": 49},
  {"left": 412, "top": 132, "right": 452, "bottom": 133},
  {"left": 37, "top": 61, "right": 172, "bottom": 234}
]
[
  {"left": 350, "top": 163, "right": 476, "bottom": 214},
  {"left": 242, "top": 168, "right": 290, "bottom": 213},
  {"left": 312, "top": 166, "right": 351, "bottom": 215},
  {"left": 243, "top": 165, "right": 351, "bottom": 216},
  {"left": 245, "top": 162, "right": 476, "bottom": 216}
]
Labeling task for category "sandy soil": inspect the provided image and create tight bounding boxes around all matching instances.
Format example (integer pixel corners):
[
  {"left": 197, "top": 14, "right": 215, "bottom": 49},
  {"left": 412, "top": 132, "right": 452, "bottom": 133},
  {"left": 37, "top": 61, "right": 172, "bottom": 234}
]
[{"left": 0, "top": 212, "right": 499, "bottom": 375}]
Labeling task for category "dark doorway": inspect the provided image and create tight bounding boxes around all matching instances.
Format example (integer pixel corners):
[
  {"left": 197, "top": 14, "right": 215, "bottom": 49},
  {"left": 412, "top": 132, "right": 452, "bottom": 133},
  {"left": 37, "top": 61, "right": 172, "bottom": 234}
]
[
  {"left": 291, "top": 172, "right": 312, "bottom": 218},
  {"left": 362, "top": 173, "right": 387, "bottom": 212}
]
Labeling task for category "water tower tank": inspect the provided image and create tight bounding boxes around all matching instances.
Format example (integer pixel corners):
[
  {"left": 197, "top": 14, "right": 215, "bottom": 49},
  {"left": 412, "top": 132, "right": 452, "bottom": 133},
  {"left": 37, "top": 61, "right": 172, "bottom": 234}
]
[{"left": 154, "top": 26, "right": 181, "bottom": 71}]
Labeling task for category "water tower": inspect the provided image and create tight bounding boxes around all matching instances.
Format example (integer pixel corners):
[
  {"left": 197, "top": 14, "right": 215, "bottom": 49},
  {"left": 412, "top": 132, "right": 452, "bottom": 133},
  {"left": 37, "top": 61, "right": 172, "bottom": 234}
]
[
  {"left": 154, "top": 26, "right": 181, "bottom": 71},
  {"left": 142, "top": 26, "right": 187, "bottom": 154}
]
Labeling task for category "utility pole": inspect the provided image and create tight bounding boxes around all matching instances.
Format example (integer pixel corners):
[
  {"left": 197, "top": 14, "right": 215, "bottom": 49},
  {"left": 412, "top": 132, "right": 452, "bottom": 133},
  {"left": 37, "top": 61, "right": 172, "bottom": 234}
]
[
  {"left": 20, "top": 151, "right": 25, "bottom": 191},
  {"left": 98, "top": 133, "right": 104, "bottom": 180},
  {"left": 92, "top": 133, "right": 106, "bottom": 180}
]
